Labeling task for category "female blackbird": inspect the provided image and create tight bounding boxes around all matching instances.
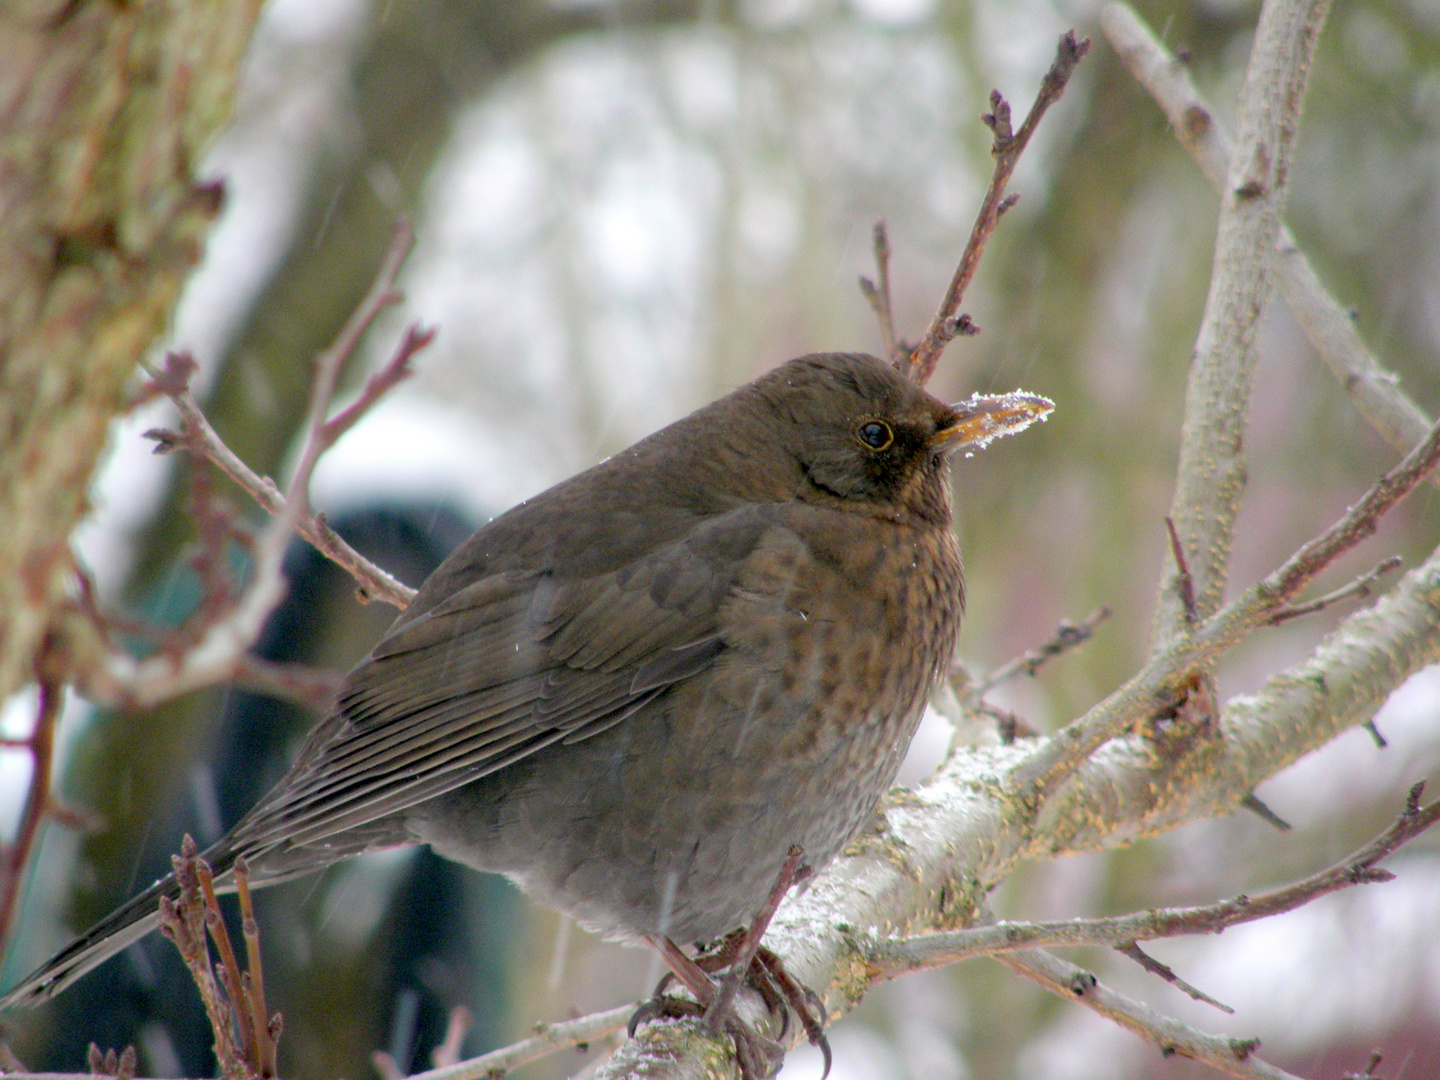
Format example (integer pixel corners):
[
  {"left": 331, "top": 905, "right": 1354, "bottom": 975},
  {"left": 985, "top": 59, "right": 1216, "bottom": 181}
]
[{"left": 2, "top": 352, "right": 1046, "bottom": 1028}]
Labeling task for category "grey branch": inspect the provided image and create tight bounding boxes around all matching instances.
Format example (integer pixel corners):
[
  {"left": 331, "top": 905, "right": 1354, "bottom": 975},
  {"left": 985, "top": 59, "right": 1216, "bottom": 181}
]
[
  {"left": 866, "top": 782, "right": 1440, "bottom": 977},
  {"left": 997, "top": 950, "right": 1307, "bottom": 1080},
  {"left": 1101, "top": 3, "right": 1440, "bottom": 477},
  {"left": 1150, "top": 0, "right": 1333, "bottom": 649}
]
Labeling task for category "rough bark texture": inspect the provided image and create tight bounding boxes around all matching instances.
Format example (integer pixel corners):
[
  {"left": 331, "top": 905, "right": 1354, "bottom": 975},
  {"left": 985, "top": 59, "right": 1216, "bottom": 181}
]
[{"left": 0, "top": 0, "right": 264, "bottom": 703}]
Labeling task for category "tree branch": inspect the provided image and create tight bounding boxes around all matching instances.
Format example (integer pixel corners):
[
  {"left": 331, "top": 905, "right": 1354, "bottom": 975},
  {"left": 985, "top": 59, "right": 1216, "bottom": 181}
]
[
  {"left": 866, "top": 782, "right": 1440, "bottom": 978},
  {"left": 1151, "top": 0, "right": 1333, "bottom": 648},
  {"left": 901, "top": 31, "right": 1090, "bottom": 387},
  {"left": 1101, "top": 3, "right": 1440, "bottom": 478},
  {"left": 858, "top": 219, "right": 901, "bottom": 365},
  {"left": 143, "top": 221, "right": 427, "bottom": 610},
  {"left": 965, "top": 606, "right": 1112, "bottom": 698},
  {"left": 56, "top": 223, "right": 429, "bottom": 712},
  {"left": 0, "top": 0, "right": 264, "bottom": 718},
  {"left": 996, "top": 950, "right": 1306, "bottom": 1080},
  {"left": 1010, "top": 409, "right": 1440, "bottom": 803}
]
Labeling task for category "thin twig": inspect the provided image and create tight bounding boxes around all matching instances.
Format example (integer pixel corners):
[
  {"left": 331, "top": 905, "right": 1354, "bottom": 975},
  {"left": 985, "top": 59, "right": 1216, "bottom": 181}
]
[
  {"left": 431, "top": 1007, "right": 473, "bottom": 1070},
  {"left": 320, "top": 323, "right": 434, "bottom": 446},
  {"left": 974, "top": 699, "right": 1040, "bottom": 744},
  {"left": 145, "top": 352, "right": 415, "bottom": 608},
  {"left": 158, "top": 842, "right": 280, "bottom": 1080},
  {"left": 903, "top": 30, "right": 1090, "bottom": 386},
  {"left": 71, "top": 222, "right": 432, "bottom": 711},
  {"left": 967, "top": 606, "right": 1111, "bottom": 697},
  {"left": 143, "top": 219, "right": 425, "bottom": 609},
  {"left": 159, "top": 844, "right": 244, "bottom": 1080},
  {"left": 234, "top": 859, "right": 278, "bottom": 1079},
  {"left": 857, "top": 219, "right": 900, "bottom": 364},
  {"left": 1267, "top": 556, "right": 1403, "bottom": 625},
  {"left": 1115, "top": 942, "right": 1233, "bottom": 1013},
  {"left": 84, "top": 1045, "right": 136, "bottom": 1080},
  {"left": 0, "top": 677, "right": 64, "bottom": 957},
  {"left": 401, "top": 1005, "right": 634, "bottom": 1080},
  {"left": 1239, "top": 792, "right": 1292, "bottom": 832},
  {"left": 229, "top": 655, "right": 345, "bottom": 711},
  {"left": 194, "top": 857, "right": 256, "bottom": 1070},
  {"left": 997, "top": 950, "right": 1305, "bottom": 1080},
  {"left": 867, "top": 781, "right": 1440, "bottom": 978},
  {"left": 1271, "top": 420, "right": 1440, "bottom": 601},
  {"left": 1165, "top": 517, "right": 1199, "bottom": 627},
  {"left": 285, "top": 224, "right": 431, "bottom": 523}
]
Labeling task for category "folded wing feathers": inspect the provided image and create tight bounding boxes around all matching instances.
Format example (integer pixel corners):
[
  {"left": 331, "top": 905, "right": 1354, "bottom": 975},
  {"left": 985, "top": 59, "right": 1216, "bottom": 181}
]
[{"left": 227, "top": 518, "right": 769, "bottom": 858}]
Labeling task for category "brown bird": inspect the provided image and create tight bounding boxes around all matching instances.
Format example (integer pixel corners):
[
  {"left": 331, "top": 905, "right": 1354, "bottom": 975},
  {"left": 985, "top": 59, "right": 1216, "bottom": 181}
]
[{"left": 2, "top": 351, "right": 1049, "bottom": 1069}]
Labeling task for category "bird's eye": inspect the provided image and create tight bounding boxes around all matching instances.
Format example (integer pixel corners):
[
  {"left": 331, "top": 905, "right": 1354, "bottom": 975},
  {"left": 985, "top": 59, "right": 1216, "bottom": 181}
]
[{"left": 857, "top": 421, "right": 894, "bottom": 450}]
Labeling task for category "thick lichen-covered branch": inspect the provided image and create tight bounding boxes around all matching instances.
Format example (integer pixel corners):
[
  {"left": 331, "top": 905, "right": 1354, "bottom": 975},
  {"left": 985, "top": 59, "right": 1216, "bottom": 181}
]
[{"left": 0, "top": 0, "right": 264, "bottom": 712}]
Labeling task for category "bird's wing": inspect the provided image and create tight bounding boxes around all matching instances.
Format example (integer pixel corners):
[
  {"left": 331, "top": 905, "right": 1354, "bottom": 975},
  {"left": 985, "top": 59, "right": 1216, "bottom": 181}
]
[{"left": 227, "top": 508, "right": 771, "bottom": 857}]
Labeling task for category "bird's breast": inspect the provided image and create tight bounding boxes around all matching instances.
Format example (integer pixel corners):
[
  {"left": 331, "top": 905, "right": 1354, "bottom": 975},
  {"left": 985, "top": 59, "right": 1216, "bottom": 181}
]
[{"left": 701, "top": 508, "right": 964, "bottom": 767}]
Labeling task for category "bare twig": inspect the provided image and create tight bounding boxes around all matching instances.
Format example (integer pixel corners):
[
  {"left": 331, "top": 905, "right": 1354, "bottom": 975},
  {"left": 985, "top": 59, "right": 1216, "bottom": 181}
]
[
  {"left": 1101, "top": 4, "right": 1440, "bottom": 486},
  {"left": 144, "top": 220, "right": 426, "bottom": 610},
  {"left": 233, "top": 859, "right": 279, "bottom": 1079},
  {"left": 1239, "top": 792, "right": 1292, "bottom": 832},
  {"left": 1165, "top": 518, "right": 1200, "bottom": 627},
  {"left": 158, "top": 842, "right": 244, "bottom": 1080},
  {"left": 66, "top": 221, "right": 433, "bottom": 713},
  {"left": 1115, "top": 941, "right": 1232, "bottom": 1013},
  {"left": 285, "top": 227, "right": 432, "bottom": 523},
  {"left": 867, "top": 781, "right": 1440, "bottom": 978},
  {"left": 145, "top": 352, "right": 415, "bottom": 609},
  {"left": 229, "top": 655, "right": 345, "bottom": 711},
  {"left": 193, "top": 857, "right": 256, "bottom": 1071},
  {"left": 320, "top": 324, "right": 434, "bottom": 447},
  {"left": 1266, "top": 556, "right": 1403, "bottom": 625},
  {"left": 431, "top": 1007, "right": 473, "bottom": 1070},
  {"left": 966, "top": 606, "right": 1111, "bottom": 697},
  {"left": 903, "top": 30, "right": 1090, "bottom": 386},
  {"left": 158, "top": 841, "right": 280, "bottom": 1080},
  {"left": 997, "top": 950, "right": 1304, "bottom": 1080},
  {"left": 975, "top": 699, "right": 1040, "bottom": 744},
  {"left": 0, "top": 677, "right": 64, "bottom": 957},
  {"left": 84, "top": 1045, "right": 136, "bottom": 1080},
  {"left": 858, "top": 219, "right": 901, "bottom": 364},
  {"left": 1270, "top": 421, "right": 1440, "bottom": 601}
]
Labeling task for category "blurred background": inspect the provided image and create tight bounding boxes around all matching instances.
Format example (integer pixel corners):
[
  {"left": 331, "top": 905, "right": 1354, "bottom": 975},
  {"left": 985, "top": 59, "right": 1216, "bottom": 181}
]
[{"left": 3, "top": 0, "right": 1440, "bottom": 1077}]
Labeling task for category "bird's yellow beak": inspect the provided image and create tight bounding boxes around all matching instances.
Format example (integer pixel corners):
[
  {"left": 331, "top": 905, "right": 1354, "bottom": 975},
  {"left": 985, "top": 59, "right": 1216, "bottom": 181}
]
[{"left": 930, "top": 391, "right": 1054, "bottom": 454}]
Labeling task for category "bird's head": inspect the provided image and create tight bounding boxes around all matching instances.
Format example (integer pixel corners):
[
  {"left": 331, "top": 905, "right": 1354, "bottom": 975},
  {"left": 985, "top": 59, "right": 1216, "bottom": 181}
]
[{"left": 752, "top": 353, "right": 1051, "bottom": 522}]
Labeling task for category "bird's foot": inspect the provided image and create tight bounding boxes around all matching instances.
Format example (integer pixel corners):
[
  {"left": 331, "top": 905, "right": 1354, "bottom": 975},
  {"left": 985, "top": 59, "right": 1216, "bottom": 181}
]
[
  {"left": 628, "top": 991, "right": 784, "bottom": 1079},
  {"left": 631, "top": 847, "right": 831, "bottom": 1079}
]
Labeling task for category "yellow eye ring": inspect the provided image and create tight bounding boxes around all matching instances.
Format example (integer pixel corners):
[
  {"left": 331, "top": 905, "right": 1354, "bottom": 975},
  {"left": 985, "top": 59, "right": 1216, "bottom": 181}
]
[{"left": 857, "top": 420, "right": 894, "bottom": 451}]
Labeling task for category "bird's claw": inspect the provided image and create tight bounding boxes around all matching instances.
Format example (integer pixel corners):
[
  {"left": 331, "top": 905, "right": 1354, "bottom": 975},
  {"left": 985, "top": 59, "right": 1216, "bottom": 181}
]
[{"left": 629, "top": 942, "right": 831, "bottom": 1080}]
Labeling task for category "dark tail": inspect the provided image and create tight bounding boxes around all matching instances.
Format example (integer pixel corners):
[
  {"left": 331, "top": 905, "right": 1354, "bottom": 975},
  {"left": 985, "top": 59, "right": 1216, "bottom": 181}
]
[
  {"left": 1, "top": 870, "right": 181, "bottom": 1008},
  {"left": 1, "top": 820, "right": 394, "bottom": 1010},
  {"left": 0, "top": 837, "right": 254, "bottom": 1010}
]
